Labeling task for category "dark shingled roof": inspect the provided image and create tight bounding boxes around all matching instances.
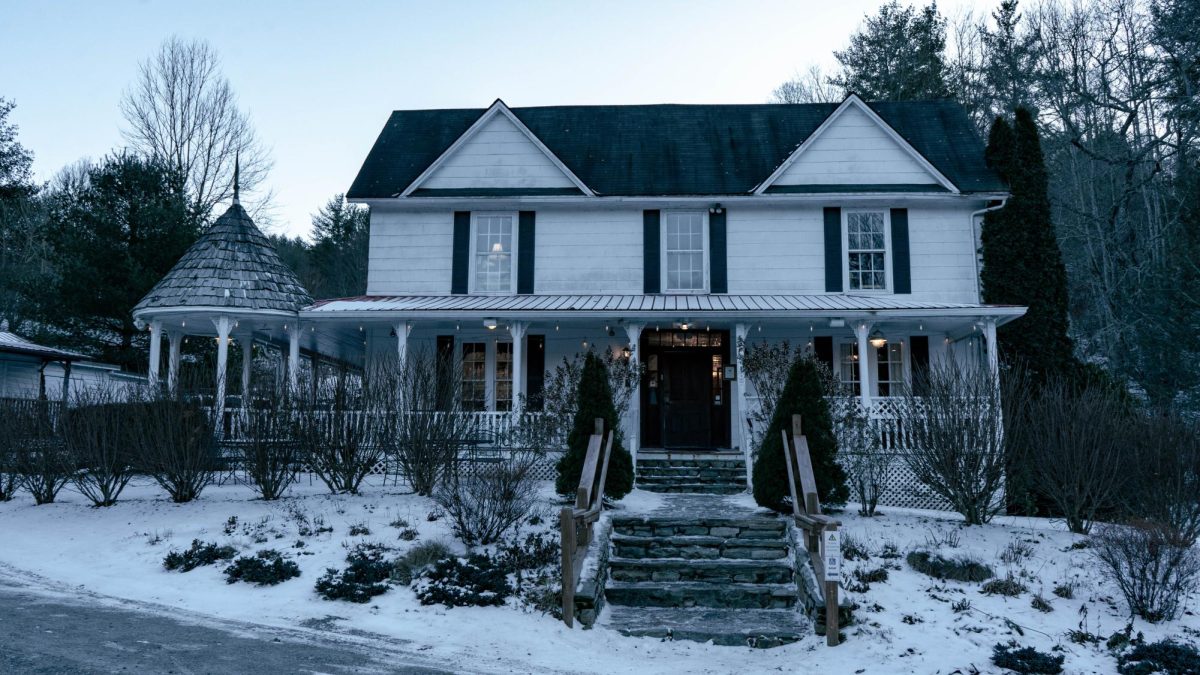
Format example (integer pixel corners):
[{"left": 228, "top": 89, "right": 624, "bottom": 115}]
[
  {"left": 133, "top": 202, "right": 313, "bottom": 314},
  {"left": 347, "top": 100, "right": 1004, "bottom": 198}
]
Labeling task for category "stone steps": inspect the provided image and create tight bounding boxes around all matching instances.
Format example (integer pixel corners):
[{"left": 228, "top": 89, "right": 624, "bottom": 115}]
[
  {"left": 611, "top": 516, "right": 786, "bottom": 539},
  {"left": 637, "top": 459, "right": 745, "bottom": 470},
  {"left": 609, "top": 557, "right": 793, "bottom": 584},
  {"left": 605, "top": 580, "right": 797, "bottom": 609},
  {"left": 635, "top": 455, "right": 746, "bottom": 495},
  {"left": 611, "top": 533, "right": 789, "bottom": 560},
  {"left": 606, "top": 607, "right": 810, "bottom": 648},
  {"left": 639, "top": 483, "right": 744, "bottom": 495},
  {"left": 637, "top": 467, "right": 746, "bottom": 479}
]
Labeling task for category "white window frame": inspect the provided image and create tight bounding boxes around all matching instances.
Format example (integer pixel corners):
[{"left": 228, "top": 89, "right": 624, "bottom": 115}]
[
  {"left": 660, "top": 210, "right": 710, "bottom": 293},
  {"left": 836, "top": 337, "right": 910, "bottom": 397},
  {"left": 468, "top": 212, "right": 519, "bottom": 295},
  {"left": 842, "top": 209, "right": 893, "bottom": 293}
]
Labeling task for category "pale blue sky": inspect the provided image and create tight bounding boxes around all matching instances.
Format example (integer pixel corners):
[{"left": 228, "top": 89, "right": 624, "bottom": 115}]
[{"left": 1, "top": 0, "right": 987, "bottom": 237}]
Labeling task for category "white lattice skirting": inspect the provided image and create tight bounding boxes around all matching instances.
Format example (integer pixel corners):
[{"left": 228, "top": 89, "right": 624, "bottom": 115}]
[{"left": 836, "top": 452, "right": 954, "bottom": 511}]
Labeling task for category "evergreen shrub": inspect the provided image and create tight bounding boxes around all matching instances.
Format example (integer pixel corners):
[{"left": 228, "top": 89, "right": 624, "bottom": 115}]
[{"left": 555, "top": 352, "right": 634, "bottom": 500}]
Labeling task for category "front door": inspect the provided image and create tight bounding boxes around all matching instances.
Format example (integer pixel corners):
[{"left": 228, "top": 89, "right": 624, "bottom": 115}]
[{"left": 661, "top": 352, "right": 711, "bottom": 448}]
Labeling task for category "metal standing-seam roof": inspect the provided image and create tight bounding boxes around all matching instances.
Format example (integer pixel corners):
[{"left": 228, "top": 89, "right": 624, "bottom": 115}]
[
  {"left": 347, "top": 100, "right": 1005, "bottom": 199},
  {"left": 305, "top": 294, "right": 1025, "bottom": 317},
  {"left": 133, "top": 202, "right": 313, "bottom": 316},
  {"left": 0, "top": 331, "right": 88, "bottom": 361}
]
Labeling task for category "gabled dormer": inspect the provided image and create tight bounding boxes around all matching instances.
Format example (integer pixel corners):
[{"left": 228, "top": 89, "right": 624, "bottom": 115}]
[{"left": 401, "top": 99, "right": 594, "bottom": 197}]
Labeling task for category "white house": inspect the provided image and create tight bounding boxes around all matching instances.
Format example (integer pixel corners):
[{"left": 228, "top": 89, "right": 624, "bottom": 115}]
[
  {"left": 132, "top": 95, "right": 1026, "bottom": 482},
  {"left": 0, "top": 330, "right": 140, "bottom": 402}
]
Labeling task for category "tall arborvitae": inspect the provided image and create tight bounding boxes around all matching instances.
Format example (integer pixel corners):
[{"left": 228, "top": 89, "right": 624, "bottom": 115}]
[
  {"left": 555, "top": 352, "right": 634, "bottom": 500},
  {"left": 752, "top": 356, "right": 848, "bottom": 512},
  {"left": 980, "top": 108, "right": 1075, "bottom": 381}
]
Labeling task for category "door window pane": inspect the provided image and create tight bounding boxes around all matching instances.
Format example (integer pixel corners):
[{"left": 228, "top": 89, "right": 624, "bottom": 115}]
[
  {"left": 461, "top": 343, "right": 487, "bottom": 411},
  {"left": 495, "top": 342, "right": 513, "bottom": 412}
]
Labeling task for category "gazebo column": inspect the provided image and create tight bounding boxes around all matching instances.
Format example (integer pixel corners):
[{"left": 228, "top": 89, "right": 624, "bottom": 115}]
[
  {"left": 240, "top": 333, "right": 254, "bottom": 403},
  {"left": 623, "top": 322, "right": 644, "bottom": 463},
  {"left": 147, "top": 320, "right": 163, "bottom": 386},
  {"left": 167, "top": 330, "right": 182, "bottom": 395},
  {"left": 854, "top": 321, "right": 873, "bottom": 411},
  {"left": 287, "top": 327, "right": 300, "bottom": 395},
  {"left": 734, "top": 322, "right": 750, "bottom": 484},
  {"left": 509, "top": 321, "right": 528, "bottom": 409},
  {"left": 213, "top": 316, "right": 232, "bottom": 422}
]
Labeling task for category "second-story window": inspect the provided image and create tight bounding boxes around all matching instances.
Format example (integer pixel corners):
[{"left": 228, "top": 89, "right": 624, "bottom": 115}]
[
  {"left": 473, "top": 213, "right": 516, "bottom": 293},
  {"left": 663, "top": 212, "right": 706, "bottom": 292},
  {"left": 846, "top": 211, "right": 888, "bottom": 291}
]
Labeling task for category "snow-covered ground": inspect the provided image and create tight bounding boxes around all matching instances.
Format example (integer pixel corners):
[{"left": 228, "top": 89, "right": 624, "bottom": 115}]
[{"left": 0, "top": 477, "right": 1196, "bottom": 674}]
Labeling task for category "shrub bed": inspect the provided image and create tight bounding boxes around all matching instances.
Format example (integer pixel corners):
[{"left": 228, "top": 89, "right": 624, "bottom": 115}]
[
  {"left": 315, "top": 543, "right": 394, "bottom": 603},
  {"left": 907, "top": 548, "right": 994, "bottom": 582},
  {"left": 164, "top": 540, "right": 237, "bottom": 572},
  {"left": 223, "top": 550, "right": 300, "bottom": 586},
  {"left": 992, "top": 642, "right": 1064, "bottom": 674},
  {"left": 413, "top": 554, "right": 510, "bottom": 607}
]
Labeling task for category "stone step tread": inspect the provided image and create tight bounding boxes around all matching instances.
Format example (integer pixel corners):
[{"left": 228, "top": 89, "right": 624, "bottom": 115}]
[
  {"left": 610, "top": 533, "right": 788, "bottom": 548},
  {"left": 635, "top": 479, "right": 746, "bottom": 487},
  {"left": 605, "top": 607, "right": 810, "bottom": 647},
  {"left": 608, "top": 556, "right": 793, "bottom": 571},
  {"left": 637, "top": 461, "right": 746, "bottom": 468},
  {"left": 605, "top": 581, "right": 799, "bottom": 609},
  {"left": 639, "top": 484, "right": 746, "bottom": 494},
  {"left": 611, "top": 516, "right": 786, "bottom": 529},
  {"left": 636, "top": 467, "right": 746, "bottom": 475}
]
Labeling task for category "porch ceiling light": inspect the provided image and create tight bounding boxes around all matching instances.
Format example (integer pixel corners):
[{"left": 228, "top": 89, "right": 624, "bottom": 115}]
[
  {"left": 483, "top": 318, "right": 498, "bottom": 330},
  {"left": 680, "top": 321, "right": 689, "bottom": 331},
  {"left": 869, "top": 328, "right": 887, "bottom": 348}
]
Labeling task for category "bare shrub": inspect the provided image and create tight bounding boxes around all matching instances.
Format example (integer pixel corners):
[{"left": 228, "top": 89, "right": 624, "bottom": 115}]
[
  {"left": 1092, "top": 521, "right": 1200, "bottom": 623},
  {"left": 1121, "top": 412, "right": 1200, "bottom": 548},
  {"left": 1007, "top": 373, "right": 1131, "bottom": 534},
  {"left": 0, "top": 399, "right": 33, "bottom": 501},
  {"left": 511, "top": 356, "right": 580, "bottom": 452},
  {"left": 381, "top": 351, "right": 477, "bottom": 496},
  {"left": 434, "top": 451, "right": 541, "bottom": 547},
  {"left": 235, "top": 384, "right": 300, "bottom": 500},
  {"left": 6, "top": 400, "right": 70, "bottom": 504},
  {"left": 831, "top": 393, "right": 892, "bottom": 516},
  {"left": 739, "top": 338, "right": 803, "bottom": 452},
  {"left": 128, "top": 388, "right": 218, "bottom": 503},
  {"left": 897, "top": 363, "right": 1010, "bottom": 525},
  {"left": 293, "top": 373, "right": 386, "bottom": 495},
  {"left": 60, "top": 387, "right": 135, "bottom": 506}
]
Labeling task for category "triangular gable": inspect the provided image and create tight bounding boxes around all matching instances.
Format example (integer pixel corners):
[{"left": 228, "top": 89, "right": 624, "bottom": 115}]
[
  {"left": 754, "top": 94, "right": 958, "bottom": 194},
  {"left": 401, "top": 100, "right": 594, "bottom": 196}
]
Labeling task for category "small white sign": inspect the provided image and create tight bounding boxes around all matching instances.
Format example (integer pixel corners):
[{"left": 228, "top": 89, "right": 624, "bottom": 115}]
[{"left": 823, "top": 530, "right": 842, "bottom": 581}]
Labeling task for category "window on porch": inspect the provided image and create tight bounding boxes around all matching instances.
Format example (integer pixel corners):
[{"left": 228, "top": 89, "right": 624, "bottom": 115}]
[
  {"left": 839, "top": 342, "right": 861, "bottom": 395},
  {"left": 461, "top": 342, "right": 488, "bottom": 411},
  {"left": 495, "top": 342, "right": 513, "bottom": 412},
  {"left": 876, "top": 342, "right": 903, "bottom": 396}
]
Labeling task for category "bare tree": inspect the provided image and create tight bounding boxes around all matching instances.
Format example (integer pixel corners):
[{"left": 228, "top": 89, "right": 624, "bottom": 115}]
[
  {"left": 120, "top": 37, "right": 271, "bottom": 219},
  {"left": 897, "top": 362, "right": 1010, "bottom": 525},
  {"left": 771, "top": 64, "right": 842, "bottom": 104}
]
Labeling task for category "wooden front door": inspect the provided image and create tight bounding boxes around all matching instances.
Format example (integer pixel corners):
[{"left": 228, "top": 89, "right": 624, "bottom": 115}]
[{"left": 661, "top": 352, "right": 711, "bottom": 448}]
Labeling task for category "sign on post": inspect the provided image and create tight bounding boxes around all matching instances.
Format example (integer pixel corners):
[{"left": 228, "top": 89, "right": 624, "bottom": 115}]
[{"left": 823, "top": 529, "right": 842, "bottom": 581}]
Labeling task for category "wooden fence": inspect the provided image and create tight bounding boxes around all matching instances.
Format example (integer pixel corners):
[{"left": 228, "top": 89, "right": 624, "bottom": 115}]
[{"left": 559, "top": 418, "right": 614, "bottom": 627}]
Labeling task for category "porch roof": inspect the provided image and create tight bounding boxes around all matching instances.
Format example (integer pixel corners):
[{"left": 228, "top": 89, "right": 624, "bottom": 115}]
[
  {"left": 0, "top": 331, "right": 89, "bottom": 362},
  {"left": 303, "top": 294, "right": 1025, "bottom": 323}
]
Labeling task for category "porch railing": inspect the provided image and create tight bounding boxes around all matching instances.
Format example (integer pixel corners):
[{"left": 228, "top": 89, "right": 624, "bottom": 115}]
[{"left": 560, "top": 418, "right": 614, "bottom": 628}]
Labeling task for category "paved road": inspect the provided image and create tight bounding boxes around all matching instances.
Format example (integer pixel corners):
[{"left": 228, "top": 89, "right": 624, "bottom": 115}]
[{"left": 0, "top": 576, "right": 455, "bottom": 675}]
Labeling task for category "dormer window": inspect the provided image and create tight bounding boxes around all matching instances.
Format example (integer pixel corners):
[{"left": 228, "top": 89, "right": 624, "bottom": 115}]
[
  {"left": 471, "top": 213, "right": 517, "bottom": 293},
  {"left": 846, "top": 210, "right": 889, "bottom": 291},
  {"left": 663, "top": 211, "right": 707, "bottom": 292}
]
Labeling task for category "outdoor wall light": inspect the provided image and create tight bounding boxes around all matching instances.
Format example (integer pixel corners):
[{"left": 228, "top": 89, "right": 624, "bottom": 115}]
[
  {"left": 869, "top": 328, "right": 887, "bottom": 348},
  {"left": 623, "top": 346, "right": 632, "bottom": 358},
  {"left": 483, "top": 318, "right": 498, "bottom": 330}
]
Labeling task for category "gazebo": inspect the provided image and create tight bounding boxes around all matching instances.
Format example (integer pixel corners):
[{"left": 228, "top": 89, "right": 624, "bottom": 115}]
[{"left": 131, "top": 182, "right": 315, "bottom": 410}]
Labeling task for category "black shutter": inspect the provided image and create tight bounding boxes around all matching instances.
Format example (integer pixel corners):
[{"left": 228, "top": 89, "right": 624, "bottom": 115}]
[
  {"left": 710, "top": 208, "right": 727, "bottom": 293},
  {"left": 643, "top": 210, "right": 661, "bottom": 294},
  {"left": 435, "top": 335, "right": 455, "bottom": 410},
  {"left": 813, "top": 336, "right": 834, "bottom": 372},
  {"left": 526, "top": 335, "right": 545, "bottom": 411},
  {"left": 891, "top": 208, "right": 911, "bottom": 294},
  {"left": 910, "top": 335, "right": 929, "bottom": 396},
  {"left": 451, "top": 211, "right": 471, "bottom": 294},
  {"left": 518, "top": 211, "right": 535, "bottom": 294},
  {"left": 823, "top": 207, "right": 842, "bottom": 292}
]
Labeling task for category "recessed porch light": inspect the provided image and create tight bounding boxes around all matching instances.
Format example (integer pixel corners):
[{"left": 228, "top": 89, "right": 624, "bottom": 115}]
[{"left": 483, "top": 318, "right": 498, "bottom": 330}]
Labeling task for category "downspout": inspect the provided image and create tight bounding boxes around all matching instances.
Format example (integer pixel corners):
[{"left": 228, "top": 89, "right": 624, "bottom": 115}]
[{"left": 970, "top": 199, "right": 1008, "bottom": 302}]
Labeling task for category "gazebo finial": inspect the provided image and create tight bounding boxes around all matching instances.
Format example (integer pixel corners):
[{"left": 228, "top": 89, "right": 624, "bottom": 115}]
[{"left": 232, "top": 153, "right": 240, "bottom": 205}]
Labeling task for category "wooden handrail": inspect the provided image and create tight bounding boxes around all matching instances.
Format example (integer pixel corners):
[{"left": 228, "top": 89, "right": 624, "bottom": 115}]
[
  {"left": 560, "top": 418, "right": 613, "bottom": 627},
  {"left": 782, "top": 414, "right": 842, "bottom": 646}
]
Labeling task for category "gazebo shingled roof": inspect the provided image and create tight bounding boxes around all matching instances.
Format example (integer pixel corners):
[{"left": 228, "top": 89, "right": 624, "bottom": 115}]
[{"left": 133, "top": 202, "right": 313, "bottom": 316}]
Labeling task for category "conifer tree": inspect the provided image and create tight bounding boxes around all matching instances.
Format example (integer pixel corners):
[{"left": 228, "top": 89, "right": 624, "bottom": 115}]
[
  {"left": 980, "top": 109, "right": 1075, "bottom": 380},
  {"left": 753, "top": 356, "right": 847, "bottom": 512},
  {"left": 555, "top": 352, "right": 634, "bottom": 500}
]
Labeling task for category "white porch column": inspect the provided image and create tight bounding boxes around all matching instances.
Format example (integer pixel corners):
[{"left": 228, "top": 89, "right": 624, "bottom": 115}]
[
  {"left": 509, "top": 321, "right": 528, "bottom": 407},
  {"left": 213, "top": 316, "right": 232, "bottom": 433},
  {"left": 287, "top": 326, "right": 300, "bottom": 395},
  {"left": 147, "top": 320, "right": 163, "bottom": 387},
  {"left": 734, "top": 322, "right": 751, "bottom": 485},
  {"left": 854, "top": 321, "right": 873, "bottom": 411},
  {"left": 395, "top": 320, "right": 412, "bottom": 370},
  {"left": 981, "top": 319, "right": 999, "bottom": 379},
  {"left": 623, "top": 322, "right": 644, "bottom": 463},
  {"left": 240, "top": 333, "right": 253, "bottom": 403},
  {"left": 167, "top": 330, "right": 182, "bottom": 395}
]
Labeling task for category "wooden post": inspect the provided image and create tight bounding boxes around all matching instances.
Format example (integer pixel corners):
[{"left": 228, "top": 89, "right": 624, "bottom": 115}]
[
  {"left": 825, "top": 523, "right": 841, "bottom": 647},
  {"left": 560, "top": 506, "right": 576, "bottom": 628}
]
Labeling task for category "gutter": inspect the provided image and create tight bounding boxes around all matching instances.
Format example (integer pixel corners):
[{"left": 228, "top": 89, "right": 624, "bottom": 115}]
[{"left": 970, "top": 198, "right": 1009, "bottom": 302}]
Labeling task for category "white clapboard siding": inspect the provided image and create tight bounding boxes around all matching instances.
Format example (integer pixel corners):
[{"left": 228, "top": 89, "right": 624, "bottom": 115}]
[
  {"left": 905, "top": 204, "right": 979, "bottom": 304},
  {"left": 726, "top": 206, "right": 825, "bottom": 294},
  {"left": 420, "top": 114, "right": 577, "bottom": 190},
  {"left": 534, "top": 209, "right": 643, "bottom": 294},
  {"left": 774, "top": 105, "right": 940, "bottom": 186},
  {"left": 367, "top": 210, "right": 454, "bottom": 295}
]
